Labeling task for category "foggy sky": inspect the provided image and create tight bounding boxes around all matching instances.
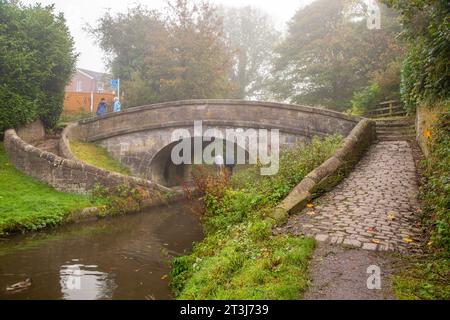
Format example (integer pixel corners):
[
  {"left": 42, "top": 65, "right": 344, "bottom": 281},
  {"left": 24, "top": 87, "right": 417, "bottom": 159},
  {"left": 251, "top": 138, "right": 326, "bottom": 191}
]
[{"left": 20, "top": 0, "right": 315, "bottom": 73}]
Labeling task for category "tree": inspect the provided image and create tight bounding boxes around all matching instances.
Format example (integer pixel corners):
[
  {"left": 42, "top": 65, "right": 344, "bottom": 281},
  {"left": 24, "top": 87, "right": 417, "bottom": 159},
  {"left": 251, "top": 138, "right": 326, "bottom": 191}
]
[
  {"left": 89, "top": 0, "right": 236, "bottom": 107},
  {"left": 271, "top": 0, "right": 402, "bottom": 111},
  {"left": 0, "top": 0, "right": 76, "bottom": 135},
  {"left": 161, "top": 0, "right": 235, "bottom": 101},
  {"left": 349, "top": 83, "right": 381, "bottom": 115},
  {"left": 219, "top": 6, "right": 280, "bottom": 99},
  {"left": 382, "top": 0, "right": 450, "bottom": 112},
  {"left": 88, "top": 7, "right": 167, "bottom": 85}
]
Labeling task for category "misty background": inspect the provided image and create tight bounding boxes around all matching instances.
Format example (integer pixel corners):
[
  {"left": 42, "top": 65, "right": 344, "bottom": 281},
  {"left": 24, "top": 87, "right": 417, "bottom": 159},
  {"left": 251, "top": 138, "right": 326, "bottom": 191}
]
[{"left": 21, "top": 0, "right": 314, "bottom": 73}]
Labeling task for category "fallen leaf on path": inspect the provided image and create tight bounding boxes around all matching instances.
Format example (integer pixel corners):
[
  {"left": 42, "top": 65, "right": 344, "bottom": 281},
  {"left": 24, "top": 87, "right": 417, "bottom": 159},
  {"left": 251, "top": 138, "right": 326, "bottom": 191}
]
[
  {"left": 161, "top": 274, "right": 168, "bottom": 280},
  {"left": 387, "top": 213, "right": 396, "bottom": 220},
  {"left": 403, "top": 237, "right": 413, "bottom": 244},
  {"left": 372, "top": 239, "right": 381, "bottom": 244},
  {"left": 306, "top": 203, "right": 314, "bottom": 208},
  {"left": 368, "top": 227, "right": 377, "bottom": 233}
]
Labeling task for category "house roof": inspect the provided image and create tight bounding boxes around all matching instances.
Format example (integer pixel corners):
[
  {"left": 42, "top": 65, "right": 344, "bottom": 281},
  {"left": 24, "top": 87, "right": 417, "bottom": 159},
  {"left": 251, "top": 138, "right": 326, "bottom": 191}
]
[{"left": 77, "top": 68, "right": 112, "bottom": 82}]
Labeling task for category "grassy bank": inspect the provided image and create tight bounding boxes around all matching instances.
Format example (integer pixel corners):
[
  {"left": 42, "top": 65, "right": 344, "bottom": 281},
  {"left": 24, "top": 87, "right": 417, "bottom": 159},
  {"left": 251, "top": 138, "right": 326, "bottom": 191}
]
[
  {"left": 171, "top": 135, "right": 343, "bottom": 299},
  {"left": 393, "top": 109, "right": 450, "bottom": 299},
  {"left": 0, "top": 143, "right": 105, "bottom": 235},
  {"left": 394, "top": 255, "right": 449, "bottom": 299},
  {"left": 70, "top": 140, "right": 131, "bottom": 175}
]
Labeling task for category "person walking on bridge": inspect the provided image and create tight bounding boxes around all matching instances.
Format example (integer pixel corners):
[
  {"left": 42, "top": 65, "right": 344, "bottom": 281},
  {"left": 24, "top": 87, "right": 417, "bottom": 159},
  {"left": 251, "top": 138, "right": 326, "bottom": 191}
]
[
  {"left": 96, "top": 98, "right": 107, "bottom": 116},
  {"left": 113, "top": 97, "right": 121, "bottom": 113}
]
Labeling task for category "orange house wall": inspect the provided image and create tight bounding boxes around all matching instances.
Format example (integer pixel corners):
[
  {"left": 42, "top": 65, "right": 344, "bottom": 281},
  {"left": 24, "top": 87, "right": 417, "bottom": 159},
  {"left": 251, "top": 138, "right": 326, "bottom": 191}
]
[{"left": 64, "top": 92, "right": 115, "bottom": 114}]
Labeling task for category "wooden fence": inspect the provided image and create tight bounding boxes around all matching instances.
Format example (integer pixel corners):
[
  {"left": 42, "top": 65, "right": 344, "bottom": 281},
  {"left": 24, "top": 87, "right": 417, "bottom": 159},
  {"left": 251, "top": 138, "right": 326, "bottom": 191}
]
[
  {"left": 365, "top": 100, "right": 407, "bottom": 118},
  {"left": 64, "top": 92, "right": 115, "bottom": 114}
]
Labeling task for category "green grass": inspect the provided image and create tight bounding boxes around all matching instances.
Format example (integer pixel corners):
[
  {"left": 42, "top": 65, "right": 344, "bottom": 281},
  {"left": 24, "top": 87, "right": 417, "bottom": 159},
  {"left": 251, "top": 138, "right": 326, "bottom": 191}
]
[
  {"left": 0, "top": 143, "right": 103, "bottom": 235},
  {"left": 70, "top": 140, "right": 131, "bottom": 175},
  {"left": 393, "top": 254, "right": 450, "bottom": 300},
  {"left": 171, "top": 135, "right": 343, "bottom": 300},
  {"left": 173, "top": 221, "right": 315, "bottom": 300}
]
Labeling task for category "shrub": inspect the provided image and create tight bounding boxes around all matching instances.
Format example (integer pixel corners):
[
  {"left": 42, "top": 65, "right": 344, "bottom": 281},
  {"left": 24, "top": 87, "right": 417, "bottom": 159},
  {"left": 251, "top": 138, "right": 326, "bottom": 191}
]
[
  {"left": 232, "top": 135, "right": 344, "bottom": 202},
  {"left": 0, "top": 1, "right": 76, "bottom": 137},
  {"left": 349, "top": 83, "right": 381, "bottom": 115},
  {"left": 383, "top": 0, "right": 450, "bottom": 112},
  {"left": 420, "top": 110, "right": 450, "bottom": 249}
]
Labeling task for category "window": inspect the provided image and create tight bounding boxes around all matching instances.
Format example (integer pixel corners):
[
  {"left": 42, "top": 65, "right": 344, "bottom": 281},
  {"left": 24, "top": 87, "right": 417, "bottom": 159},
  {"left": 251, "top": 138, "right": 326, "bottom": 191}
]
[
  {"left": 76, "top": 80, "right": 82, "bottom": 92},
  {"left": 97, "top": 82, "right": 104, "bottom": 92}
]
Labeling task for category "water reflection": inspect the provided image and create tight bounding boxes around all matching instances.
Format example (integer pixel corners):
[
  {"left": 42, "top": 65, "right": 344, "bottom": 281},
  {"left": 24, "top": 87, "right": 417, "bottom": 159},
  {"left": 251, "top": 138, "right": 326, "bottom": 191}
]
[
  {"left": 59, "top": 262, "right": 116, "bottom": 300},
  {"left": 0, "top": 202, "right": 203, "bottom": 300}
]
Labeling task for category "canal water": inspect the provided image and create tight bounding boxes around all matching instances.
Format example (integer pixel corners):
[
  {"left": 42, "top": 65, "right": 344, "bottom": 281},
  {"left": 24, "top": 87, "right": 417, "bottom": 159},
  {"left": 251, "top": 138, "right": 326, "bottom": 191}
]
[{"left": 0, "top": 202, "right": 203, "bottom": 300}]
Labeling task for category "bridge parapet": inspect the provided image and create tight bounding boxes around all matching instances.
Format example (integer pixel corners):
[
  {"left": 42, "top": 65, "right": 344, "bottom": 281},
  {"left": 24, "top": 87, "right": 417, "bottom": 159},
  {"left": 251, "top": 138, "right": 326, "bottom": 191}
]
[{"left": 76, "top": 100, "right": 360, "bottom": 141}]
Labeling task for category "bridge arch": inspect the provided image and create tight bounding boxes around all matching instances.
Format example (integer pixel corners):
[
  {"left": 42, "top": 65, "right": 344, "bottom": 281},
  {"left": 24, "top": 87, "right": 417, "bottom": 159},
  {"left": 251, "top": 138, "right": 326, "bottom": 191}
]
[{"left": 149, "top": 135, "right": 251, "bottom": 187}]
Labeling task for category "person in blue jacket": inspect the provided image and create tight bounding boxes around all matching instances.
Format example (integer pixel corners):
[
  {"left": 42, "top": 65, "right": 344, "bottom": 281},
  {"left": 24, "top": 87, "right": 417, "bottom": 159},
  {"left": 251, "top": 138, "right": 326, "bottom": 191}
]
[
  {"left": 96, "top": 98, "right": 107, "bottom": 116},
  {"left": 113, "top": 97, "right": 121, "bottom": 112}
]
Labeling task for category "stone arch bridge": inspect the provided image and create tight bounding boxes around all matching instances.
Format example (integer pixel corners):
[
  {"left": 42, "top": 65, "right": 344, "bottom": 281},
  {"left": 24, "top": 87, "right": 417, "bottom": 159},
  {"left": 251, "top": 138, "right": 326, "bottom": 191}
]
[{"left": 63, "top": 100, "right": 359, "bottom": 187}]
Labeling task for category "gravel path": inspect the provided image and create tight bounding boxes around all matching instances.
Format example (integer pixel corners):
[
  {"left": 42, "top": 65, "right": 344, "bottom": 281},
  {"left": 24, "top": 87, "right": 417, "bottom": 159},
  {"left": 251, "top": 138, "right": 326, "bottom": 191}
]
[{"left": 303, "top": 243, "right": 398, "bottom": 300}]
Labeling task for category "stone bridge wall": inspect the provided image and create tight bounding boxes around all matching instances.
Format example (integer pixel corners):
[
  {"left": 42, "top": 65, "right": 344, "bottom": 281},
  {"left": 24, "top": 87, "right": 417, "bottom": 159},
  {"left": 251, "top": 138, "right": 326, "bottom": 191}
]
[
  {"left": 75, "top": 100, "right": 359, "bottom": 141},
  {"left": 4, "top": 123, "right": 171, "bottom": 200}
]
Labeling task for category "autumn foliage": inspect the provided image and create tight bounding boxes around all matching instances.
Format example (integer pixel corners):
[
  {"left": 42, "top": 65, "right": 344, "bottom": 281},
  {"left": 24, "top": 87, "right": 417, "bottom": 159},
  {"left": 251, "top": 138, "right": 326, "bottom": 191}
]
[{"left": 89, "top": 0, "right": 236, "bottom": 107}]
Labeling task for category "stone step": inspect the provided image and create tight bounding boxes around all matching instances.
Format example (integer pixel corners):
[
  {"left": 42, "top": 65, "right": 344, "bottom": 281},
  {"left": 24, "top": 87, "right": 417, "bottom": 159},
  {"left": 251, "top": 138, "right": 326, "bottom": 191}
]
[
  {"left": 376, "top": 123, "right": 415, "bottom": 128},
  {"left": 375, "top": 123, "right": 415, "bottom": 129},
  {"left": 374, "top": 118, "right": 415, "bottom": 127},
  {"left": 377, "top": 134, "right": 416, "bottom": 141},
  {"left": 376, "top": 128, "right": 416, "bottom": 135},
  {"left": 371, "top": 111, "right": 407, "bottom": 118}
]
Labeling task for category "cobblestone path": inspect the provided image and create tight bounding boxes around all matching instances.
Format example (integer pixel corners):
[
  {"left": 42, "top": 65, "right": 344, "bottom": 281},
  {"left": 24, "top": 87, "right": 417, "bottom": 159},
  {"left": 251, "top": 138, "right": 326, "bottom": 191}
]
[{"left": 276, "top": 141, "right": 422, "bottom": 253}]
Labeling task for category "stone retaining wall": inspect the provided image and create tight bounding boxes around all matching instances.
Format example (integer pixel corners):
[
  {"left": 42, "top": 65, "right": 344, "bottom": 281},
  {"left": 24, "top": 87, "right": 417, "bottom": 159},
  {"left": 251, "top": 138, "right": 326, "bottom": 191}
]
[
  {"left": 276, "top": 118, "right": 376, "bottom": 216},
  {"left": 4, "top": 127, "right": 172, "bottom": 199},
  {"left": 16, "top": 119, "right": 45, "bottom": 144},
  {"left": 415, "top": 103, "right": 449, "bottom": 157}
]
